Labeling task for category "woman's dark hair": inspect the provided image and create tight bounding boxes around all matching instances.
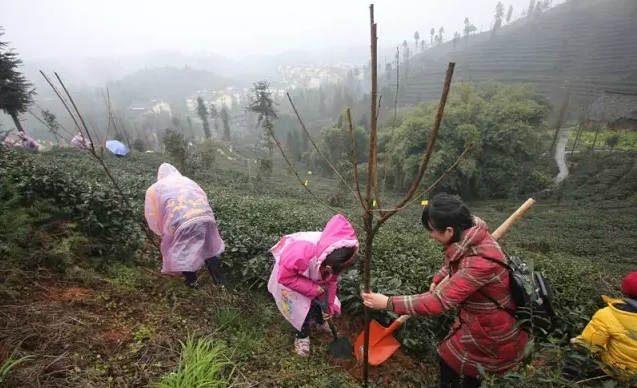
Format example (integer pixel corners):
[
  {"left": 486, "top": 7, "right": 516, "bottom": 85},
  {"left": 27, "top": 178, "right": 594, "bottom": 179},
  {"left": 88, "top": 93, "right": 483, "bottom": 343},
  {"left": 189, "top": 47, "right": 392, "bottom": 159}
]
[
  {"left": 323, "top": 246, "right": 357, "bottom": 275},
  {"left": 421, "top": 193, "right": 474, "bottom": 244}
]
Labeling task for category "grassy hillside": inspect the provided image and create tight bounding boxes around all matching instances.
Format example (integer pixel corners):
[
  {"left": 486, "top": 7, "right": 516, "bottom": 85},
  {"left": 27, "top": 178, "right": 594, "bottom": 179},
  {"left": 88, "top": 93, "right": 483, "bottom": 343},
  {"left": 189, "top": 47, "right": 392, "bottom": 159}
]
[
  {"left": 1, "top": 146, "right": 636, "bottom": 387},
  {"left": 398, "top": 0, "right": 637, "bottom": 111}
]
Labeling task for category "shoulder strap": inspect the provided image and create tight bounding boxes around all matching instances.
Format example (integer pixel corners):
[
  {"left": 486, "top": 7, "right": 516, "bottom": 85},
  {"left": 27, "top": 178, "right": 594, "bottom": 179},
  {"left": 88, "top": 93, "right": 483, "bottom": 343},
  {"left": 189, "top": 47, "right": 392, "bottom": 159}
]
[
  {"left": 478, "top": 289, "right": 517, "bottom": 318},
  {"left": 475, "top": 255, "right": 517, "bottom": 318},
  {"left": 480, "top": 255, "right": 512, "bottom": 271}
]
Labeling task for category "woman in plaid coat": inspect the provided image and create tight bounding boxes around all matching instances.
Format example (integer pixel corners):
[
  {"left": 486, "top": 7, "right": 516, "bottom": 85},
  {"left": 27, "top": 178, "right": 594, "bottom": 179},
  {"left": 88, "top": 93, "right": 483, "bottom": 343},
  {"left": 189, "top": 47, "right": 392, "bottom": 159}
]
[{"left": 363, "top": 193, "right": 528, "bottom": 388}]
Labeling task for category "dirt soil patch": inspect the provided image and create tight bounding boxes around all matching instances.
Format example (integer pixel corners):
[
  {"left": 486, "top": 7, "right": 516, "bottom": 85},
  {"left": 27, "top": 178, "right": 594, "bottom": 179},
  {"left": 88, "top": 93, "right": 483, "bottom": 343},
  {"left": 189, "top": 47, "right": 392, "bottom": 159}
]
[
  {"left": 323, "top": 315, "right": 437, "bottom": 386},
  {"left": 0, "top": 268, "right": 436, "bottom": 388}
]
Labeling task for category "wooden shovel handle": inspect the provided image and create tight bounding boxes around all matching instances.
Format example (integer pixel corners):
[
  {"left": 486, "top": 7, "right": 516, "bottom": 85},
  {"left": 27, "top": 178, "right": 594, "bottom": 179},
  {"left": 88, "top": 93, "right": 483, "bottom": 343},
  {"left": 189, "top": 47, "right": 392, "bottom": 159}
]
[{"left": 491, "top": 198, "right": 536, "bottom": 240}]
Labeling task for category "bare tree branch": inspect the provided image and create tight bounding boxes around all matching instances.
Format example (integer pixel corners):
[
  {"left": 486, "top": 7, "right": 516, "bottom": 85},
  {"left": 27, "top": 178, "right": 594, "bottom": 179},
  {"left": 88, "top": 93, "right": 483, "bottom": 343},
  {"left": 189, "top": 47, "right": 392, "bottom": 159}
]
[
  {"left": 265, "top": 124, "right": 340, "bottom": 214},
  {"left": 54, "top": 72, "right": 96, "bottom": 148},
  {"left": 27, "top": 110, "right": 73, "bottom": 145},
  {"left": 39, "top": 71, "right": 83, "bottom": 136},
  {"left": 40, "top": 71, "right": 161, "bottom": 254},
  {"left": 286, "top": 92, "right": 365, "bottom": 210},
  {"left": 372, "top": 145, "right": 472, "bottom": 234},
  {"left": 380, "top": 62, "right": 456, "bottom": 224},
  {"left": 33, "top": 103, "right": 75, "bottom": 140}
]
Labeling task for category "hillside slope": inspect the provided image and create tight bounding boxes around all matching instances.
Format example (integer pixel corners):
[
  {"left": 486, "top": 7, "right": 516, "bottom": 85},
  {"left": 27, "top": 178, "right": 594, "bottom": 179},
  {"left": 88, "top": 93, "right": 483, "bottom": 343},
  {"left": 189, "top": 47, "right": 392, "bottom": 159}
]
[{"left": 399, "top": 0, "right": 637, "bottom": 111}]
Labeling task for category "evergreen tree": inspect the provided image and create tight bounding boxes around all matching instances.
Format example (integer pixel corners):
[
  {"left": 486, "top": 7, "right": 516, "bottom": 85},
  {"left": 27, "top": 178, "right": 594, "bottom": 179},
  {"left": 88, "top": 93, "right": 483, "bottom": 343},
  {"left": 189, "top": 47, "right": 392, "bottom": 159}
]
[
  {"left": 196, "top": 96, "right": 211, "bottom": 139},
  {"left": 0, "top": 28, "right": 35, "bottom": 133},
  {"left": 220, "top": 104, "right": 231, "bottom": 141},
  {"left": 247, "top": 81, "right": 278, "bottom": 157}
]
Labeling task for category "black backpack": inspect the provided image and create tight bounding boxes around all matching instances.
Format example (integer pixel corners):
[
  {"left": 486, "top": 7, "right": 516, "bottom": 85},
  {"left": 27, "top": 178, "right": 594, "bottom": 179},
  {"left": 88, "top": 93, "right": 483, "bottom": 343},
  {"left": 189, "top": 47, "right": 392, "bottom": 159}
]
[{"left": 479, "top": 255, "right": 556, "bottom": 333}]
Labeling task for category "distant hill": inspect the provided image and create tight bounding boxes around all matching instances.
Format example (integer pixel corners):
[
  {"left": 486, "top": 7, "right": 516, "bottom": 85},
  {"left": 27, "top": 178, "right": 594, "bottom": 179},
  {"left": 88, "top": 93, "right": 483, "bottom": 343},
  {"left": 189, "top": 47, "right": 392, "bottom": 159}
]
[
  {"left": 21, "top": 46, "right": 382, "bottom": 92},
  {"left": 106, "top": 66, "right": 234, "bottom": 107},
  {"left": 398, "top": 0, "right": 637, "bottom": 114},
  {"left": 21, "top": 50, "right": 244, "bottom": 90}
]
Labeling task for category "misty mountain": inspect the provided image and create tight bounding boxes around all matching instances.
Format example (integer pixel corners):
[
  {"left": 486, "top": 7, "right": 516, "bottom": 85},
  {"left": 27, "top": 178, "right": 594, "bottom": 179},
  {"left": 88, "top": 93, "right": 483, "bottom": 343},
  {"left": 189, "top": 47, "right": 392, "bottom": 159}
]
[
  {"left": 397, "top": 0, "right": 637, "bottom": 112},
  {"left": 20, "top": 50, "right": 245, "bottom": 91},
  {"left": 19, "top": 44, "right": 399, "bottom": 92},
  {"left": 106, "top": 66, "right": 234, "bottom": 107}
]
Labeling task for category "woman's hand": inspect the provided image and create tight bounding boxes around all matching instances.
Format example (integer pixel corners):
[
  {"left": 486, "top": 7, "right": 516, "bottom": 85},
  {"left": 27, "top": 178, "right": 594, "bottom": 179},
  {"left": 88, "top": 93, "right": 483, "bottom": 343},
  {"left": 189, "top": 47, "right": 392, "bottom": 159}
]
[
  {"left": 429, "top": 282, "right": 437, "bottom": 292},
  {"left": 361, "top": 292, "right": 390, "bottom": 310},
  {"left": 317, "top": 286, "right": 325, "bottom": 296}
]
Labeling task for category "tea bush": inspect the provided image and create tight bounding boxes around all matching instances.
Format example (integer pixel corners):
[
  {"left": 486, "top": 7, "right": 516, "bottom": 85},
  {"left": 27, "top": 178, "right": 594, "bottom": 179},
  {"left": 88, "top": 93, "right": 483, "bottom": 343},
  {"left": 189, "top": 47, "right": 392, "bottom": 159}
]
[
  {"left": 1, "top": 146, "right": 635, "bottom": 386},
  {"left": 0, "top": 148, "right": 146, "bottom": 266}
]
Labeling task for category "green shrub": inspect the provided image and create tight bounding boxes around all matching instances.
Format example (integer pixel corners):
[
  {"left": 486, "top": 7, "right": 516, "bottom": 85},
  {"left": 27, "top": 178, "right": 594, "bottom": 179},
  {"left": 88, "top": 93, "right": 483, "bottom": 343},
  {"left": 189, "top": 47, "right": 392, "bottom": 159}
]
[{"left": 0, "top": 148, "right": 145, "bottom": 266}]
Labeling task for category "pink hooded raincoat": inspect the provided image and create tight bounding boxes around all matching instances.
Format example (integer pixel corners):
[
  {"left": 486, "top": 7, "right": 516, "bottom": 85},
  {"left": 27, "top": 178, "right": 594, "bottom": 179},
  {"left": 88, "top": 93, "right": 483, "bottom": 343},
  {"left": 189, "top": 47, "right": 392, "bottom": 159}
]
[
  {"left": 267, "top": 214, "right": 359, "bottom": 331},
  {"left": 144, "top": 163, "right": 225, "bottom": 274}
]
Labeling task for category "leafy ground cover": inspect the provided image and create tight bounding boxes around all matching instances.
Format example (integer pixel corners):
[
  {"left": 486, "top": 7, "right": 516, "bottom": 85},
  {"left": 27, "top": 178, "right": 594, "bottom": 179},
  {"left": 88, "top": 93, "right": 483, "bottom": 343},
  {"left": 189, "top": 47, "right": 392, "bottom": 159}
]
[{"left": 1, "top": 146, "right": 636, "bottom": 387}]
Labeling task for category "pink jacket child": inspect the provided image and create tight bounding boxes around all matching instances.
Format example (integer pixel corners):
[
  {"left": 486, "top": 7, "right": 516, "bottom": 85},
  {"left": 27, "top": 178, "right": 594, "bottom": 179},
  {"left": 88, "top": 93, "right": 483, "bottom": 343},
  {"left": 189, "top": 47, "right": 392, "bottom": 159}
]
[
  {"left": 267, "top": 214, "right": 359, "bottom": 356},
  {"left": 144, "top": 163, "right": 226, "bottom": 288}
]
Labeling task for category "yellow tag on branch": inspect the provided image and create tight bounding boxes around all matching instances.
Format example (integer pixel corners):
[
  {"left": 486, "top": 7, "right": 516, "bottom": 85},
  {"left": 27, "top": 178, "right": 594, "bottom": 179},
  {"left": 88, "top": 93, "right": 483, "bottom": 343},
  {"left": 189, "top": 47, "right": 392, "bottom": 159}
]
[
  {"left": 304, "top": 179, "right": 309, "bottom": 186},
  {"left": 421, "top": 200, "right": 428, "bottom": 206}
]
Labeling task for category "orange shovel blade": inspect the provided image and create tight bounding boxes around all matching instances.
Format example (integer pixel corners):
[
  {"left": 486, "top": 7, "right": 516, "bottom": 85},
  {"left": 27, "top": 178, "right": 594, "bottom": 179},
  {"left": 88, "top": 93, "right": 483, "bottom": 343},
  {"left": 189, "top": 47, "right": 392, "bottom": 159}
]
[
  {"left": 354, "top": 319, "right": 401, "bottom": 365},
  {"left": 368, "top": 334, "right": 401, "bottom": 366}
]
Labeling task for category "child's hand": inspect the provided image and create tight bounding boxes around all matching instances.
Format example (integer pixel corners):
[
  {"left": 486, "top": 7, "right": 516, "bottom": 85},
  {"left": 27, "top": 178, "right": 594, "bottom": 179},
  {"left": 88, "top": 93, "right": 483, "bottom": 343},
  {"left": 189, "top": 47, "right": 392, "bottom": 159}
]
[
  {"left": 429, "top": 282, "right": 437, "bottom": 292},
  {"left": 317, "top": 286, "right": 325, "bottom": 296},
  {"left": 322, "top": 311, "right": 332, "bottom": 321}
]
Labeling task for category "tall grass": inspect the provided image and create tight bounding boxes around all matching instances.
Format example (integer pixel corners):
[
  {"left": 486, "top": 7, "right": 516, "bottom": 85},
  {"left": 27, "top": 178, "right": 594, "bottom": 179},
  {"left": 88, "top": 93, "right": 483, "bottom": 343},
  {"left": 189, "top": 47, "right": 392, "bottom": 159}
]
[
  {"left": 0, "top": 353, "right": 34, "bottom": 386},
  {"left": 153, "top": 336, "right": 235, "bottom": 388}
]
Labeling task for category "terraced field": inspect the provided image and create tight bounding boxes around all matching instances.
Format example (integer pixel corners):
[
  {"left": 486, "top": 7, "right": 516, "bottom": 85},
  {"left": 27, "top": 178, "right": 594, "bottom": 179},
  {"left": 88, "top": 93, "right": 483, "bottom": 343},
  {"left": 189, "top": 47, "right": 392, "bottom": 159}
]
[{"left": 396, "top": 0, "right": 637, "bottom": 111}]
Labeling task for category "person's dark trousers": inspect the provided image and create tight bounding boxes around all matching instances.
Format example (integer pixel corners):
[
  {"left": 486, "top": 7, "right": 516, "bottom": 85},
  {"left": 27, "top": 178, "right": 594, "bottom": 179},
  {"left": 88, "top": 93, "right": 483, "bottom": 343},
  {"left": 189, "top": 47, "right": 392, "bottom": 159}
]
[
  {"left": 293, "top": 303, "right": 325, "bottom": 339},
  {"left": 425, "top": 358, "right": 481, "bottom": 388},
  {"left": 204, "top": 255, "right": 224, "bottom": 285},
  {"left": 182, "top": 271, "right": 198, "bottom": 288}
]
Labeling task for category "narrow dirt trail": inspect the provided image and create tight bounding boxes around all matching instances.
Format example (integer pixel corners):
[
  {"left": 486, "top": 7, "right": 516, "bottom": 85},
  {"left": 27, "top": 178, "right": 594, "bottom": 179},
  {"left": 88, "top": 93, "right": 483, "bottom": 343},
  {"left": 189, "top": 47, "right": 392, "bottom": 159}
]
[{"left": 555, "top": 127, "right": 574, "bottom": 184}]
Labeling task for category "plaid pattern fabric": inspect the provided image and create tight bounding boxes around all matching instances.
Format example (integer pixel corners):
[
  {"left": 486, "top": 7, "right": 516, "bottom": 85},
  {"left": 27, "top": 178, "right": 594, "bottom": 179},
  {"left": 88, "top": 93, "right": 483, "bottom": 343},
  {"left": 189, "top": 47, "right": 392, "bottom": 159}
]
[{"left": 391, "top": 217, "right": 528, "bottom": 377}]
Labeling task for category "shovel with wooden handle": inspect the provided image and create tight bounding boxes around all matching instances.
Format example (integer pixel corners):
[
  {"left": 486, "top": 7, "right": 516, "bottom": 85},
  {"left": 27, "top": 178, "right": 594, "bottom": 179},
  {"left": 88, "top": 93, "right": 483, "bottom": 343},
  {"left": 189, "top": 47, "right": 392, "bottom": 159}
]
[
  {"left": 316, "top": 286, "right": 353, "bottom": 359},
  {"left": 354, "top": 198, "right": 536, "bottom": 365}
]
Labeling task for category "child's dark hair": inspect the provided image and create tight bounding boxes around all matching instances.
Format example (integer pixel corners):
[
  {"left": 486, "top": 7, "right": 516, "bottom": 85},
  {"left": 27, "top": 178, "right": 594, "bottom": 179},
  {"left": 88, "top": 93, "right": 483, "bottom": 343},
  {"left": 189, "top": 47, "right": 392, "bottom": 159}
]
[
  {"left": 322, "top": 246, "right": 357, "bottom": 275},
  {"left": 421, "top": 193, "right": 474, "bottom": 244}
]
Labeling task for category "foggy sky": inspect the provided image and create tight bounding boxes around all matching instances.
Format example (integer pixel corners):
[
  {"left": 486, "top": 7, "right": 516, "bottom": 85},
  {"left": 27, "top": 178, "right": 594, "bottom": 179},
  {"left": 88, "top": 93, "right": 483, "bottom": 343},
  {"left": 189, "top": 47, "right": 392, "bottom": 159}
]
[{"left": 1, "top": 0, "right": 560, "bottom": 61}]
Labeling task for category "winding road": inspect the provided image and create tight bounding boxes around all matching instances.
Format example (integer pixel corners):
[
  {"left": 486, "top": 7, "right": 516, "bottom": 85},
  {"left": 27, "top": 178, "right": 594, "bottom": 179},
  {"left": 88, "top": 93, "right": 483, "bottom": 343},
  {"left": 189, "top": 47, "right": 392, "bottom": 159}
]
[{"left": 555, "top": 127, "right": 574, "bottom": 184}]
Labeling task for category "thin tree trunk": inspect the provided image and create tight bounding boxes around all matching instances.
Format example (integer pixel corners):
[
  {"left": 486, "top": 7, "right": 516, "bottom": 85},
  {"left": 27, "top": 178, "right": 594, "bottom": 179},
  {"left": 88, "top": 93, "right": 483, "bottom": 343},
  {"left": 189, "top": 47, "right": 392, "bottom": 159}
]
[
  {"left": 10, "top": 112, "right": 25, "bottom": 133},
  {"left": 362, "top": 7, "right": 378, "bottom": 385}
]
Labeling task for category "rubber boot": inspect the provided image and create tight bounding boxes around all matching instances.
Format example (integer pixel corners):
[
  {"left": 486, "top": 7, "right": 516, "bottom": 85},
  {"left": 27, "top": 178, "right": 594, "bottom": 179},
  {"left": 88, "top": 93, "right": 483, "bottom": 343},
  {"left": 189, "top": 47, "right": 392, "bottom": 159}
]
[
  {"left": 182, "top": 271, "right": 198, "bottom": 288},
  {"left": 204, "top": 256, "right": 224, "bottom": 285}
]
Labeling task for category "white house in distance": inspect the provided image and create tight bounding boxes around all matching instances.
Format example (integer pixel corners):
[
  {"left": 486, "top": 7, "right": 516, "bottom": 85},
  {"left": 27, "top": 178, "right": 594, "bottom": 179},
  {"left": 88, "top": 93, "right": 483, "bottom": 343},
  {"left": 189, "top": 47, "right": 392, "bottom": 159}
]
[{"left": 151, "top": 101, "right": 172, "bottom": 115}]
